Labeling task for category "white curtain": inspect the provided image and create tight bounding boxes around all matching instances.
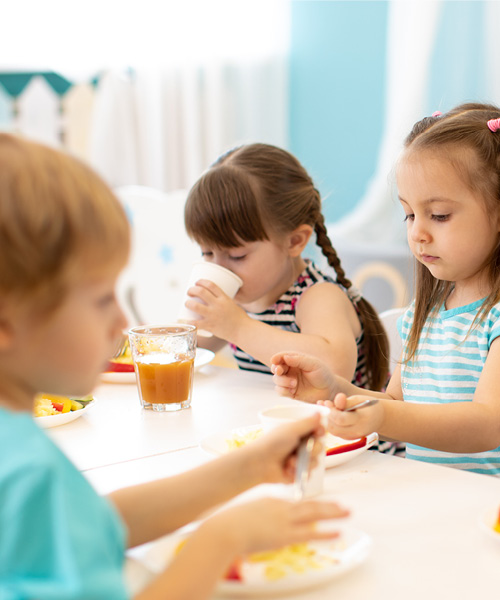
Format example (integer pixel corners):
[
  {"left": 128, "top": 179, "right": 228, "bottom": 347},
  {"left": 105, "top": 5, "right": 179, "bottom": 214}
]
[
  {"left": 330, "top": 0, "right": 443, "bottom": 247},
  {"left": 88, "top": 58, "right": 289, "bottom": 191},
  {"left": 0, "top": 0, "right": 290, "bottom": 192}
]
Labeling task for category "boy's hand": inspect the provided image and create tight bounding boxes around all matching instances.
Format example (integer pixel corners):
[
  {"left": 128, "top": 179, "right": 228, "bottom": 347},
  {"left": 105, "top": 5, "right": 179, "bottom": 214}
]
[
  {"left": 271, "top": 352, "right": 338, "bottom": 402},
  {"left": 242, "top": 414, "right": 326, "bottom": 485},
  {"left": 206, "top": 497, "right": 349, "bottom": 556},
  {"left": 322, "top": 393, "right": 384, "bottom": 440},
  {"left": 184, "top": 279, "right": 247, "bottom": 341}
]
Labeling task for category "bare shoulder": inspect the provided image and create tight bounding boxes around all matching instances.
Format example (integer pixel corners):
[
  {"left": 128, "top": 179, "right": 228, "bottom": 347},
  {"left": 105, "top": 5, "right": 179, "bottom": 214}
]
[{"left": 296, "top": 282, "right": 361, "bottom": 336}]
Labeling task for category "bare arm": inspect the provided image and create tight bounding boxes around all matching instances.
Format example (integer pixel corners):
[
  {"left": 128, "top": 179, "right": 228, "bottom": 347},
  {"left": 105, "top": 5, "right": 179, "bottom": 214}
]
[
  {"left": 135, "top": 498, "right": 347, "bottom": 600},
  {"left": 330, "top": 340, "right": 500, "bottom": 453},
  {"left": 188, "top": 281, "right": 362, "bottom": 377},
  {"left": 271, "top": 351, "right": 401, "bottom": 403},
  {"left": 111, "top": 415, "right": 350, "bottom": 600},
  {"left": 109, "top": 414, "right": 326, "bottom": 548}
]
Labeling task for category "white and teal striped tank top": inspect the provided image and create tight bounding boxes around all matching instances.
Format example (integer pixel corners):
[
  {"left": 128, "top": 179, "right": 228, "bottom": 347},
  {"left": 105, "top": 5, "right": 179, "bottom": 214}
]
[{"left": 399, "top": 298, "right": 500, "bottom": 476}]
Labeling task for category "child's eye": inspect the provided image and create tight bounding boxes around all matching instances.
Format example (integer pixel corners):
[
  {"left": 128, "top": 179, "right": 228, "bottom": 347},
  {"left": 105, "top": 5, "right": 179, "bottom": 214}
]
[
  {"left": 229, "top": 255, "right": 246, "bottom": 261},
  {"left": 201, "top": 251, "right": 213, "bottom": 258},
  {"left": 403, "top": 214, "right": 414, "bottom": 222},
  {"left": 98, "top": 293, "right": 115, "bottom": 307},
  {"left": 432, "top": 214, "right": 450, "bottom": 222}
]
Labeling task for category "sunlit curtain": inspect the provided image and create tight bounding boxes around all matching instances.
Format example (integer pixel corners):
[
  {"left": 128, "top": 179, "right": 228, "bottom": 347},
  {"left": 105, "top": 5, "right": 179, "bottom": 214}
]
[
  {"left": 89, "top": 58, "right": 288, "bottom": 191},
  {"left": 0, "top": 0, "right": 290, "bottom": 192}
]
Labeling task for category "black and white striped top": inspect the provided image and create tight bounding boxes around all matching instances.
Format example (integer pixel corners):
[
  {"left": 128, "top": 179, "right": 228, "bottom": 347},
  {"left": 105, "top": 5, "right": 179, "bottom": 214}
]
[{"left": 230, "top": 260, "right": 368, "bottom": 387}]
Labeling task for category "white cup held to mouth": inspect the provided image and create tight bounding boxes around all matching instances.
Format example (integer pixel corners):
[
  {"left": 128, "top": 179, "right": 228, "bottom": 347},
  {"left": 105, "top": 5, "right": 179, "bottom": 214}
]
[
  {"left": 178, "top": 261, "right": 243, "bottom": 337},
  {"left": 258, "top": 403, "right": 330, "bottom": 498}
]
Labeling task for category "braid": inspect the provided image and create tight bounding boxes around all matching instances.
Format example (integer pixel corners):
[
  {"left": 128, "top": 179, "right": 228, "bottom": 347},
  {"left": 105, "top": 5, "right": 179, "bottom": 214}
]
[
  {"left": 313, "top": 209, "right": 389, "bottom": 391},
  {"left": 313, "top": 212, "right": 352, "bottom": 289}
]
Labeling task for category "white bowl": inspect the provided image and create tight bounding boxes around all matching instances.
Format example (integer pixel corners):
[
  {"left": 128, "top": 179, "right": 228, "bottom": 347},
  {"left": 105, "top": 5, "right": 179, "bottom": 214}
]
[{"left": 258, "top": 403, "right": 330, "bottom": 430}]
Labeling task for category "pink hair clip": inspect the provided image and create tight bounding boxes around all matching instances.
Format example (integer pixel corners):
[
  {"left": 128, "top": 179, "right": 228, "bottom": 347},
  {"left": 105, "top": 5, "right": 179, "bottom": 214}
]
[
  {"left": 487, "top": 118, "right": 500, "bottom": 133},
  {"left": 432, "top": 111, "right": 442, "bottom": 117}
]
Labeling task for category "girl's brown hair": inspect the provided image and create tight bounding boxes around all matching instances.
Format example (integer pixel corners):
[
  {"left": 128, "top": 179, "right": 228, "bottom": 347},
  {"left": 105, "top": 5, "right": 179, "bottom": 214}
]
[
  {"left": 0, "top": 134, "right": 130, "bottom": 313},
  {"left": 402, "top": 103, "right": 500, "bottom": 360},
  {"left": 185, "top": 143, "right": 389, "bottom": 390}
]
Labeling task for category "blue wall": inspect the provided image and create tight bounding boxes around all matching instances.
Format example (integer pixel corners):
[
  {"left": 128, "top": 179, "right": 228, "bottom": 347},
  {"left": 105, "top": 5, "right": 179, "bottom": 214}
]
[
  {"left": 289, "top": 1, "right": 491, "bottom": 225},
  {"left": 289, "top": 1, "right": 388, "bottom": 223}
]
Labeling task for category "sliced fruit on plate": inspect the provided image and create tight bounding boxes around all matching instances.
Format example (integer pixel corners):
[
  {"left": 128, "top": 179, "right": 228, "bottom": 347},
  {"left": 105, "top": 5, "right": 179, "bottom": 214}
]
[
  {"left": 224, "top": 559, "right": 243, "bottom": 581},
  {"left": 33, "top": 393, "right": 93, "bottom": 417},
  {"left": 105, "top": 359, "right": 135, "bottom": 373},
  {"left": 494, "top": 507, "right": 500, "bottom": 533},
  {"left": 326, "top": 436, "right": 367, "bottom": 456}
]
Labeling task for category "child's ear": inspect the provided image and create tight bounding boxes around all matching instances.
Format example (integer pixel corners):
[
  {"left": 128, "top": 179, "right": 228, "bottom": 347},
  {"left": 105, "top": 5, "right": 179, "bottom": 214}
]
[{"left": 287, "top": 224, "right": 313, "bottom": 257}]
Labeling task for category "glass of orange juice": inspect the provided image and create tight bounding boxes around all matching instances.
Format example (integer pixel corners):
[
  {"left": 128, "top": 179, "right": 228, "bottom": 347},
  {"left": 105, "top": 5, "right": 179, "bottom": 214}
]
[{"left": 128, "top": 324, "right": 197, "bottom": 412}]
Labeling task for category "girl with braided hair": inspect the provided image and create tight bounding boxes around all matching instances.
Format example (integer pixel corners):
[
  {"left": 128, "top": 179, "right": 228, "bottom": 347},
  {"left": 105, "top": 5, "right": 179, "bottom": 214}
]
[
  {"left": 272, "top": 102, "right": 500, "bottom": 475},
  {"left": 184, "top": 143, "right": 389, "bottom": 393}
]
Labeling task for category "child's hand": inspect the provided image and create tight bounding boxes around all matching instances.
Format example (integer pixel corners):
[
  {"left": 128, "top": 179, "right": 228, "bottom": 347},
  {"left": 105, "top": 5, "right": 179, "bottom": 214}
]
[
  {"left": 184, "top": 279, "right": 248, "bottom": 341},
  {"left": 244, "top": 414, "right": 326, "bottom": 484},
  {"left": 271, "top": 352, "right": 338, "bottom": 402},
  {"left": 206, "top": 497, "right": 349, "bottom": 556},
  {"left": 324, "top": 393, "right": 383, "bottom": 440}
]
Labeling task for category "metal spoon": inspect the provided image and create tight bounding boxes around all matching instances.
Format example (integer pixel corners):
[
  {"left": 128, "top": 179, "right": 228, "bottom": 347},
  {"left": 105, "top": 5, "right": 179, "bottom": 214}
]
[
  {"left": 344, "top": 398, "right": 379, "bottom": 412},
  {"left": 294, "top": 435, "right": 315, "bottom": 500}
]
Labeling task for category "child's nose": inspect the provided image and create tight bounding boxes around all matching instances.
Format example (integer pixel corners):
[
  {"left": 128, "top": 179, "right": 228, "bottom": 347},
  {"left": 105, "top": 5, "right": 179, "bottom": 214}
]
[
  {"left": 410, "top": 219, "right": 430, "bottom": 243},
  {"left": 115, "top": 305, "right": 128, "bottom": 334},
  {"left": 213, "top": 256, "right": 230, "bottom": 270}
]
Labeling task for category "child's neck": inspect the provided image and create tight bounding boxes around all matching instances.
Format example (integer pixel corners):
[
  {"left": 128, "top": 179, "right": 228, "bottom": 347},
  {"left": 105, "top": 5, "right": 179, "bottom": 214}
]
[
  {"left": 445, "top": 282, "right": 490, "bottom": 310},
  {"left": 243, "top": 256, "right": 307, "bottom": 313}
]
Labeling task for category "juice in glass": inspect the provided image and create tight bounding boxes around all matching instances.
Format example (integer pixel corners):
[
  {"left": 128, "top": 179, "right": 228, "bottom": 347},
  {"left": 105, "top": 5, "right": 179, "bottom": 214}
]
[
  {"left": 128, "top": 324, "right": 197, "bottom": 412},
  {"left": 136, "top": 355, "right": 194, "bottom": 409}
]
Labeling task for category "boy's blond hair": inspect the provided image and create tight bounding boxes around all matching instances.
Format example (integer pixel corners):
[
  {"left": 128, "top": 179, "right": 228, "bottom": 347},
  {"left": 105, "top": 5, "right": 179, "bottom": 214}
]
[{"left": 0, "top": 134, "right": 130, "bottom": 312}]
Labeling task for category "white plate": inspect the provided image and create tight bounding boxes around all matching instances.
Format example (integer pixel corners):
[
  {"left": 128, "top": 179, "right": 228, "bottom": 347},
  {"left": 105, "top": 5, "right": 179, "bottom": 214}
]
[
  {"left": 35, "top": 401, "right": 95, "bottom": 429},
  {"left": 478, "top": 507, "right": 500, "bottom": 544},
  {"left": 200, "top": 425, "right": 378, "bottom": 469},
  {"left": 100, "top": 348, "right": 215, "bottom": 384},
  {"left": 132, "top": 526, "right": 371, "bottom": 597}
]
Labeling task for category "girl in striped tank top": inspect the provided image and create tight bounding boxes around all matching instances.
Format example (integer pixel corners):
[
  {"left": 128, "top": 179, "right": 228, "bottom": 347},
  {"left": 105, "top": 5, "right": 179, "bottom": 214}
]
[
  {"left": 183, "top": 143, "right": 389, "bottom": 394},
  {"left": 272, "top": 103, "right": 500, "bottom": 476}
]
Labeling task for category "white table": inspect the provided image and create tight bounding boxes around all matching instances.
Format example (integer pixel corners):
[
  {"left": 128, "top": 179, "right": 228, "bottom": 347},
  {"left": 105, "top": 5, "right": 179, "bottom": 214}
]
[
  {"left": 47, "top": 365, "right": 285, "bottom": 471},
  {"left": 48, "top": 366, "right": 500, "bottom": 599}
]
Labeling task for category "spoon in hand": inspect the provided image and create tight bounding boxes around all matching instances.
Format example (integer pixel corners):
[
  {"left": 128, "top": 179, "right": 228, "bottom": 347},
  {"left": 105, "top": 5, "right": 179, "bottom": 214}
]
[{"left": 344, "top": 398, "right": 379, "bottom": 412}]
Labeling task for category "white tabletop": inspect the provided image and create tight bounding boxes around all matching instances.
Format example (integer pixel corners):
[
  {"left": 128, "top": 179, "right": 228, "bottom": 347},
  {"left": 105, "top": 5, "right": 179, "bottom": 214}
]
[
  {"left": 46, "top": 365, "right": 500, "bottom": 599},
  {"left": 46, "top": 365, "right": 290, "bottom": 471}
]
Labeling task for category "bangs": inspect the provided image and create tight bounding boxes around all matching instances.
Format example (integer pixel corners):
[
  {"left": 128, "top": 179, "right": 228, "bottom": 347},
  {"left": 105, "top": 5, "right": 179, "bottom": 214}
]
[{"left": 185, "top": 166, "right": 269, "bottom": 248}]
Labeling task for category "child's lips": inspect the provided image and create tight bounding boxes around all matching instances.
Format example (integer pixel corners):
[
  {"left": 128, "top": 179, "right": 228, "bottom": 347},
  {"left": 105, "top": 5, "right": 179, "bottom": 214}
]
[{"left": 421, "top": 253, "right": 439, "bottom": 263}]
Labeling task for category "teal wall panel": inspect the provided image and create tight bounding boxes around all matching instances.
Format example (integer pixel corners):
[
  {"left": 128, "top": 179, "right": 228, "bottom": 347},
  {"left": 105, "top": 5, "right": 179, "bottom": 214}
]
[{"left": 289, "top": 1, "right": 388, "bottom": 223}]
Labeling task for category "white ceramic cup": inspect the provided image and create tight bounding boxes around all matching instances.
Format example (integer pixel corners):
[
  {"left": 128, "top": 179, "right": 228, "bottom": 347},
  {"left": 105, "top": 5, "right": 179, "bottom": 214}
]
[
  {"left": 178, "top": 261, "right": 243, "bottom": 336},
  {"left": 258, "top": 403, "right": 330, "bottom": 498}
]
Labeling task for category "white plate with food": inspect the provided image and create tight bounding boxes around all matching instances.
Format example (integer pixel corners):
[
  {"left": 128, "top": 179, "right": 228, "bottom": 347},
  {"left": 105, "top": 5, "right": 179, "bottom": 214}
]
[
  {"left": 200, "top": 425, "right": 378, "bottom": 469},
  {"left": 100, "top": 348, "right": 216, "bottom": 384},
  {"left": 34, "top": 397, "right": 95, "bottom": 429},
  {"left": 478, "top": 506, "right": 500, "bottom": 544},
  {"left": 131, "top": 525, "right": 371, "bottom": 597}
]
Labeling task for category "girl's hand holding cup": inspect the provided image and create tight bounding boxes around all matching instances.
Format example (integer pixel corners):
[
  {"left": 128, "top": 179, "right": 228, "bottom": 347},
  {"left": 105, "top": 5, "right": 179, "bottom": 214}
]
[
  {"left": 178, "top": 261, "right": 243, "bottom": 337},
  {"left": 184, "top": 278, "right": 249, "bottom": 341}
]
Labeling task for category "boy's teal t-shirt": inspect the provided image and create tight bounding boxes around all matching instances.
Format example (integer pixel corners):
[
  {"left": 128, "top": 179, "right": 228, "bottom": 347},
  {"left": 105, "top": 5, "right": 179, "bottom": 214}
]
[{"left": 0, "top": 408, "right": 129, "bottom": 599}]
